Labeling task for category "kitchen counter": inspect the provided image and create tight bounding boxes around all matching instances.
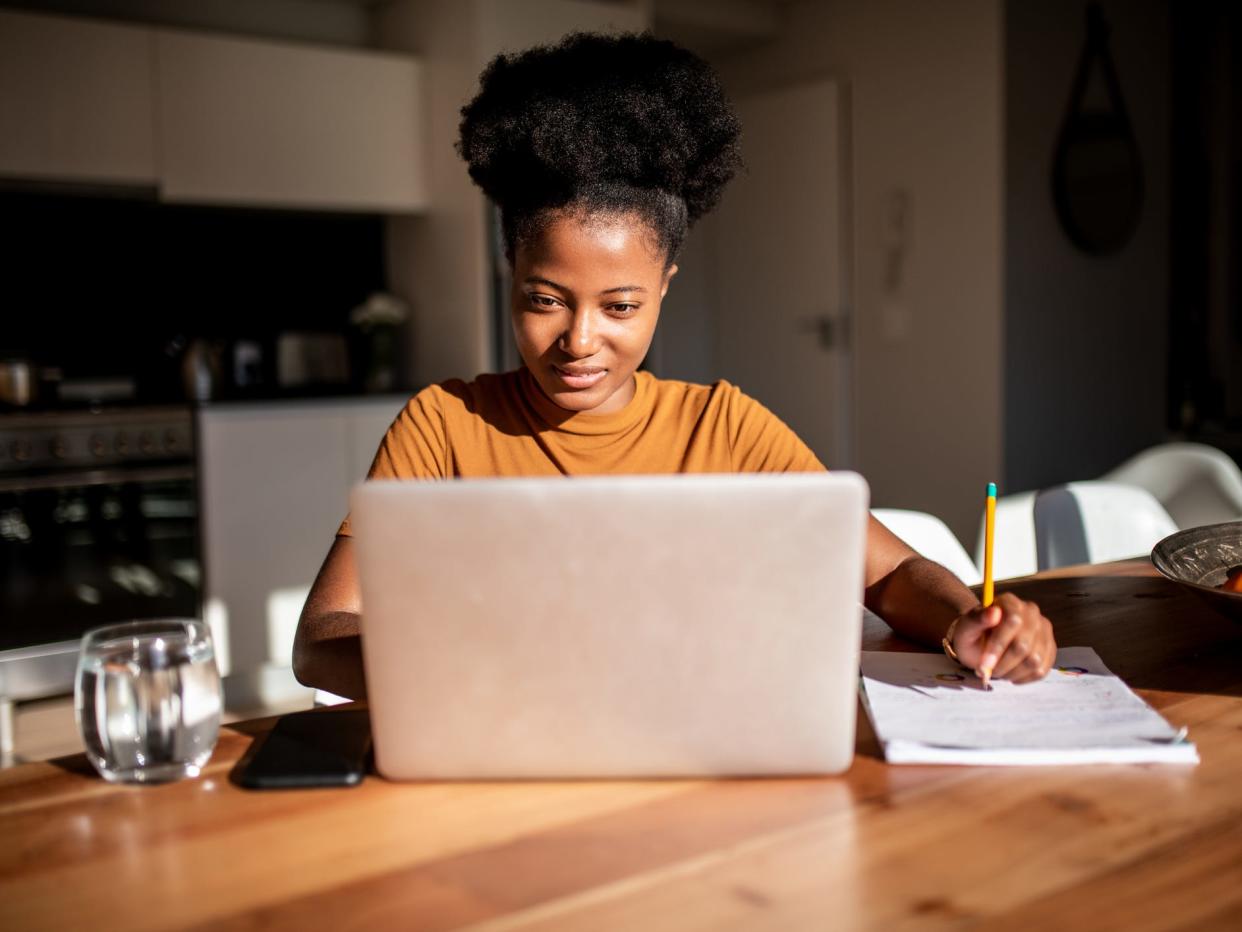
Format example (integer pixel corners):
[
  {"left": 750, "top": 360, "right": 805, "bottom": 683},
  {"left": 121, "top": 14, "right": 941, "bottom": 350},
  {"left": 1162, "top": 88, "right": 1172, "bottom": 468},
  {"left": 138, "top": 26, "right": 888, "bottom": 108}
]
[{"left": 194, "top": 388, "right": 418, "bottom": 409}]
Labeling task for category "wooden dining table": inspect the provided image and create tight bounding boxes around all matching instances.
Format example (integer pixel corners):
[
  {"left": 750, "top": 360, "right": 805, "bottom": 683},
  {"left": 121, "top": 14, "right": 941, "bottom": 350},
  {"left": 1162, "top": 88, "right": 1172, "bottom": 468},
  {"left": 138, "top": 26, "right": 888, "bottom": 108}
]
[{"left": 3, "top": 560, "right": 1241, "bottom": 931}]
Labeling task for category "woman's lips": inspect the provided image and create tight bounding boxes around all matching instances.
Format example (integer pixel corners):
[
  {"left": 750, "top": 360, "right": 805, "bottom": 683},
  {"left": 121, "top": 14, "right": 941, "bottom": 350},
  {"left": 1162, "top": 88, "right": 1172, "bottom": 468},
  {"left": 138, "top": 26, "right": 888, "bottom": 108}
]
[{"left": 552, "top": 365, "right": 607, "bottom": 389}]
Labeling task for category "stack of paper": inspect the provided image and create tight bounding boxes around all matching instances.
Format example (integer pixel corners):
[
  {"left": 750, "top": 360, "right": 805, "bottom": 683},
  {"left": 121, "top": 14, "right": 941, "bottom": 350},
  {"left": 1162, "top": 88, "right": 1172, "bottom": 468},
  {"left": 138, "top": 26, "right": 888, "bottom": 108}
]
[{"left": 860, "top": 647, "right": 1198, "bottom": 765}]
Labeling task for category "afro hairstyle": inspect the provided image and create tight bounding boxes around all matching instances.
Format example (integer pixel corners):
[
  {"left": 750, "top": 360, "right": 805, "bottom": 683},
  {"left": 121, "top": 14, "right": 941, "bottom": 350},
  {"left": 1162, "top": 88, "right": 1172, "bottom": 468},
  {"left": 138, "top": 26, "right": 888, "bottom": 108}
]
[{"left": 457, "top": 31, "right": 742, "bottom": 266}]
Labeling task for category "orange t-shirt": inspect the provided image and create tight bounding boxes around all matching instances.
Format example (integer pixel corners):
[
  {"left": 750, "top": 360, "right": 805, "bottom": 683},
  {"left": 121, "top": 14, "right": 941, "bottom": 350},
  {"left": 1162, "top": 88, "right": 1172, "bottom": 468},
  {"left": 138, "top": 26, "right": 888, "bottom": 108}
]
[{"left": 336, "top": 367, "right": 823, "bottom": 536}]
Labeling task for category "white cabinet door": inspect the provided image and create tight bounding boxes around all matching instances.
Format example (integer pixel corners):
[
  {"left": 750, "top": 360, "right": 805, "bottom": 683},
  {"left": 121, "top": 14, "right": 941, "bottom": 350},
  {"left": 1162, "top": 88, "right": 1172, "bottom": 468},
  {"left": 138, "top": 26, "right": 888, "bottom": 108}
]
[
  {"left": 198, "top": 397, "right": 406, "bottom": 688},
  {"left": 199, "top": 405, "right": 346, "bottom": 681},
  {"left": 156, "top": 31, "right": 426, "bottom": 212},
  {"left": 0, "top": 10, "right": 156, "bottom": 185}
]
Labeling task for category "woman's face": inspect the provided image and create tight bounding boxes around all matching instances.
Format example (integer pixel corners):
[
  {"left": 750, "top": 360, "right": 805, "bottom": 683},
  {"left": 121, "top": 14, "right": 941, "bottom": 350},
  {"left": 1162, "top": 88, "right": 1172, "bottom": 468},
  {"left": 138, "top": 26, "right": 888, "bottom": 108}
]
[{"left": 511, "top": 212, "right": 677, "bottom": 415}]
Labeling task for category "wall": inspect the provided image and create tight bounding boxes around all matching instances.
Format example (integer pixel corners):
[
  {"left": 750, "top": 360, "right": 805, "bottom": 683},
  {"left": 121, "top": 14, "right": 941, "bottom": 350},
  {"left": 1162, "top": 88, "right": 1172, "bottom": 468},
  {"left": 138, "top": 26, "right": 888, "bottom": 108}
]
[
  {"left": 1169, "top": 0, "right": 1242, "bottom": 460},
  {"left": 475, "top": 0, "right": 645, "bottom": 60},
  {"left": 646, "top": 224, "right": 715, "bottom": 382},
  {"left": 1003, "top": 0, "right": 1170, "bottom": 493},
  {"left": 687, "top": 0, "right": 1005, "bottom": 543},
  {"left": 374, "top": 0, "right": 492, "bottom": 385}
]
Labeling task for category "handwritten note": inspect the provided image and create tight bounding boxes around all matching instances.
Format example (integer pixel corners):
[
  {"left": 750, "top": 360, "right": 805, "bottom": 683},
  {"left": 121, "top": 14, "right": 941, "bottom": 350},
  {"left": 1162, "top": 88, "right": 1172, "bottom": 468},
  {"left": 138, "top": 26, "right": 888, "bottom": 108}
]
[{"left": 860, "top": 647, "right": 1199, "bottom": 765}]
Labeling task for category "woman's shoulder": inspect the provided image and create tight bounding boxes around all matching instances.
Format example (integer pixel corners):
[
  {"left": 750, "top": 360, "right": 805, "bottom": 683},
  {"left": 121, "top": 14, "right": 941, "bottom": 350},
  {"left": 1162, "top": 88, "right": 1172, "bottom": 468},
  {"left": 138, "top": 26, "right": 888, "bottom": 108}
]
[
  {"left": 645, "top": 373, "right": 821, "bottom": 471},
  {"left": 402, "top": 370, "right": 524, "bottom": 418},
  {"left": 374, "top": 372, "right": 525, "bottom": 479},
  {"left": 643, "top": 372, "right": 754, "bottom": 416}
]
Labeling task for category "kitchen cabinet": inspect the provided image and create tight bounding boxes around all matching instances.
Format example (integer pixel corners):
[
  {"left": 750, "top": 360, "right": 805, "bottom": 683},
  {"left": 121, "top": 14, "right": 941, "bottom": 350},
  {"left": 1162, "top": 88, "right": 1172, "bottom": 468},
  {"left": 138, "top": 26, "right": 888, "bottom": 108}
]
[
  {"left": 197, "top": 396, "right": 405, "bottom": 700},
  {"left": 0, "top": 10, "right": 425, "bottom": 212},
  {"left": 0, "top": 10, "right": 157, "bottom": 185},
  {"left": 156, "top": 31, "right": 426, "bottom": 212}
]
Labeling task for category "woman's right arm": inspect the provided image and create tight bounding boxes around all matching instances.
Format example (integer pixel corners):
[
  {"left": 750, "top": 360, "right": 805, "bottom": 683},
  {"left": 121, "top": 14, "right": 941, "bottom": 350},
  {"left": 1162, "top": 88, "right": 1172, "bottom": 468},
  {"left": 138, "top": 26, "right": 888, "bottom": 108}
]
[{"left": 292, "top": 537, "right": 368, "bottom": 700}]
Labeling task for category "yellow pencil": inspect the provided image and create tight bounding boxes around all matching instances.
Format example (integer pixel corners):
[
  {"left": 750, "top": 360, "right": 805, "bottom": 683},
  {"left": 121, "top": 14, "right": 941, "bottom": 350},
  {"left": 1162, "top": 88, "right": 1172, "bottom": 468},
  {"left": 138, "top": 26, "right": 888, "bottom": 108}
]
[{"left": 980, "top": 481, "right": 997, "bottom": 689}]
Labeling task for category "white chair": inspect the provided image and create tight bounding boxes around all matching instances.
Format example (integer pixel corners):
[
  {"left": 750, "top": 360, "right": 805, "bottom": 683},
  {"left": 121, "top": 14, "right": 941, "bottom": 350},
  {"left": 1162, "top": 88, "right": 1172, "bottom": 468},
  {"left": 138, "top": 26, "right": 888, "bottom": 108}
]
[
  {"left": 1033, "top": 481, "right": 1177, "bottom": 571},
  {"left": 1102, "top": 442, "right": 1242, "bottom": 529},
  {"left": 974, "top": 491, "right": 1038, "bottom": 581},
  {"left": 872, "top": 508, "right": 981, "bottom": 586}
]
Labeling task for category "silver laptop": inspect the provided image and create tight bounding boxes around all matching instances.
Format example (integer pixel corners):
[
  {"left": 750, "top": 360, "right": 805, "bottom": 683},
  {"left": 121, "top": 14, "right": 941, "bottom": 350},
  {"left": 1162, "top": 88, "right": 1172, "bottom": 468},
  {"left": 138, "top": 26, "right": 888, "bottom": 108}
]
[{"left": 350, "top": 473, "right": 869, "bottom": 779}]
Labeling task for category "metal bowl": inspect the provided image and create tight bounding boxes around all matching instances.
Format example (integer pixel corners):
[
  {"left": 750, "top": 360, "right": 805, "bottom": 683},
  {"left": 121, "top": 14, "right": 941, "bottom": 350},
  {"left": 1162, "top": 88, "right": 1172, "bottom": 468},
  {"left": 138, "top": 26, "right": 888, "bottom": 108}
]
[{"left": 1151, "top": 521, "right": 1242, "bottom": 623}]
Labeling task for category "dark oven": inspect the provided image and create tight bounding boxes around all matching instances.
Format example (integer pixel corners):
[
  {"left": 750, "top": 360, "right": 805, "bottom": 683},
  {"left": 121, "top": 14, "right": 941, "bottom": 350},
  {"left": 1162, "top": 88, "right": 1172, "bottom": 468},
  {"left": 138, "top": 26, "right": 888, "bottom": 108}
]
[{"left": 0, "top": 407, "right": 201, "bottom": 712}]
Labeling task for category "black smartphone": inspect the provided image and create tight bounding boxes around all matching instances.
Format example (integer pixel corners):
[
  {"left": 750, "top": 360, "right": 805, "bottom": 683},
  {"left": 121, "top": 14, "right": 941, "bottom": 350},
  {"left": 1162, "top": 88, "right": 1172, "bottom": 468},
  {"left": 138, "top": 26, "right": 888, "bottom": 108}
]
[{"left": 238, "top": 708, "right": 372, "bottom": 789}]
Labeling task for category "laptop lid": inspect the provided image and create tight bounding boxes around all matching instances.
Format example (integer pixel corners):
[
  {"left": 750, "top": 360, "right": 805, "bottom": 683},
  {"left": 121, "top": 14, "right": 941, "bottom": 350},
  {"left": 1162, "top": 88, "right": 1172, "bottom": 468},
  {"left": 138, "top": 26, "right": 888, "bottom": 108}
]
[{"left": 351, "top": 472, "right": 869, "bottom": 779}]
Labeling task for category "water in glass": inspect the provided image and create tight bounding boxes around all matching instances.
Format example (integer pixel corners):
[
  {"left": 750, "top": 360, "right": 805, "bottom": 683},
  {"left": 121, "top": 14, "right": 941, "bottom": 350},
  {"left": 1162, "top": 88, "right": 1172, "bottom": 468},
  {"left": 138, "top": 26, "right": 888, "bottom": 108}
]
[{"left": 76, "top": 619, "right": 221, "bottom": 783}]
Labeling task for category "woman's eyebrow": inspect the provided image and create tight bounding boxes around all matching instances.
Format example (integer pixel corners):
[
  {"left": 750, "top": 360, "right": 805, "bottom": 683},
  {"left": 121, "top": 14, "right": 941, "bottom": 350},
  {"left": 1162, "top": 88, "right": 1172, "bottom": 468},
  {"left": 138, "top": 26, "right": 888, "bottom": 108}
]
[
  {"left": 523, "top": 277, "right": 646, "bottom": 296},
  {"left": 523, "top": 276, "right": 565, "bottom": 290}
]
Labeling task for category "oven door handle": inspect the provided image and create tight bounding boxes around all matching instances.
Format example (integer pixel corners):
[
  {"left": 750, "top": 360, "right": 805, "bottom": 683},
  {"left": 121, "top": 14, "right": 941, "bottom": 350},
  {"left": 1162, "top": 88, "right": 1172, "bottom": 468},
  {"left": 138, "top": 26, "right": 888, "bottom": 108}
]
[{"left": 0, "top": 465, "right": 196, "bottom": 493}]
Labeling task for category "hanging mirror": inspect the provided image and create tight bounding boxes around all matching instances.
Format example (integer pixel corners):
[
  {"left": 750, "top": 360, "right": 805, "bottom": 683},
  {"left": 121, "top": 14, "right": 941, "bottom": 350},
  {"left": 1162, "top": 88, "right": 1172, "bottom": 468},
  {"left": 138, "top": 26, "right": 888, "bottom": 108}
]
[{"left": 1052, "top": 3, "right": 1144, "bottom": 255}]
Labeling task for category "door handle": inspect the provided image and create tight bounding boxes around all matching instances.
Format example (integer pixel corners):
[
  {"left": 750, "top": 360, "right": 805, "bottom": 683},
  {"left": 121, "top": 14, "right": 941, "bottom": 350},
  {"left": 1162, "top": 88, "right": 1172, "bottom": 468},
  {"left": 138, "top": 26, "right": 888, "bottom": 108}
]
[{"left": 796, "top": 315, "right": 848, "bottom": 350}]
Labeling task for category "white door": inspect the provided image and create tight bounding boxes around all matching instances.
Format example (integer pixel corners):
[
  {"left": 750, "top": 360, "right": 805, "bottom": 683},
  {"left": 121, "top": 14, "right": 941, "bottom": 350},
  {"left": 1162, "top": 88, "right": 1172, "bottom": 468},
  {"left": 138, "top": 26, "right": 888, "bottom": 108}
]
[{"left": 711, "top": 79, "right": 852, "bottom": 468}]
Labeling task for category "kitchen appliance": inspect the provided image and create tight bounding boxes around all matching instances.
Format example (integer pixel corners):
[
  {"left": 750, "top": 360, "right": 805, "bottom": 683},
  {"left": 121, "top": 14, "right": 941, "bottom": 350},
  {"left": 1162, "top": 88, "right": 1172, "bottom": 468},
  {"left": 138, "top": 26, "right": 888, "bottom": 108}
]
[
  {"left": 276, "top": 332, "right": 349, "bottom": 389},
  {"left": 0, "top": 406, "right": 200, "bottom": 763},
  {"left": 0, "top": 359, "right": 36, "bottom": 408},
  {"left": 231, "top": 340, "right": 264, "bottom": 391},
  {"left": 182, "top": 339, "right": 224, "bottom": 402}
]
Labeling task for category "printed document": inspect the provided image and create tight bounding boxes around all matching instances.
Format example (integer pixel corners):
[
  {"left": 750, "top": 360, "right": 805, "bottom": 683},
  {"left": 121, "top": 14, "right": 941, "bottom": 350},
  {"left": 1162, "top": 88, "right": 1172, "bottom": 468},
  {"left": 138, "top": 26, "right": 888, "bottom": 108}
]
[{"left": 860, "top": 647, "right": 1198, "bottom": 765}]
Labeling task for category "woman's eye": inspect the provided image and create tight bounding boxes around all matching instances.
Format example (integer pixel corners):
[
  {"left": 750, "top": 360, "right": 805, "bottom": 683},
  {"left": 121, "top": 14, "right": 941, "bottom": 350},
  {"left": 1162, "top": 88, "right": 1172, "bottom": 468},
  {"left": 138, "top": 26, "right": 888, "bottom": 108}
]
[
  {"left": 609, "top": 304, "right": 639, "bottom": 317},
  {"left": 528, "top": 294, "right": 560, "bottom": 309}
]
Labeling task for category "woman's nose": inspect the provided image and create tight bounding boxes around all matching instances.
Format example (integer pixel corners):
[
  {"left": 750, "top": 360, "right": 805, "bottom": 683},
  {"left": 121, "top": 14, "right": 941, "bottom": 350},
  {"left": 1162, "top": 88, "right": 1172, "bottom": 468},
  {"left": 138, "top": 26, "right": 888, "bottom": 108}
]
[{"left": 559, "top": 308, "right": 599, "bottom": 358}]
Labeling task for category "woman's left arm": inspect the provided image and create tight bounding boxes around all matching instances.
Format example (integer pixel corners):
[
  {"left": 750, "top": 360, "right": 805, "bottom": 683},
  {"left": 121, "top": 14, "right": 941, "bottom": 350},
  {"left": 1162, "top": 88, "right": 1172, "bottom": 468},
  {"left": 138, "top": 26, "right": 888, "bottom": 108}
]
[{"left": 863, "top": 516, "right": 1056, "bottom": 684}]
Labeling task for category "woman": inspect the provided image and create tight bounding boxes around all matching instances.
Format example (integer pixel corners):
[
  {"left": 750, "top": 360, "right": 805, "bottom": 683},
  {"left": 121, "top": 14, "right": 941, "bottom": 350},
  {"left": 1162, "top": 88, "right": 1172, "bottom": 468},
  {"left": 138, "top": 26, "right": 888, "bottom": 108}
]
[{"left": 293, "top": 32, "right": 1054, "bottom": 701}]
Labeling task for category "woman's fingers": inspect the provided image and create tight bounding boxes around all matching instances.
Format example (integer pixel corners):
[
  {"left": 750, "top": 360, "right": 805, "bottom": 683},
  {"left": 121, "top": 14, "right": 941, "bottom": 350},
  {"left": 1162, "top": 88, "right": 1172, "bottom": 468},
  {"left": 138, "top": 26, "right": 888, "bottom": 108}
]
[
  {"left": 947, "top": 595, "right": 1057, "bottom": 685},
  {"left": 992, "top": 604, "right": 1055, "bottom": 683},
  {"left": 975, "top": 594, "right": 1027, "bottom": 680},
  {"left": 1006, "top": 640, "right": 1046, "bottom": 684},
  {"left": 950, "top": 605, "right": 1003, "bottom": 666},
  {"left": 990, "top": 609, "right": 1038, "bottom": 680}
]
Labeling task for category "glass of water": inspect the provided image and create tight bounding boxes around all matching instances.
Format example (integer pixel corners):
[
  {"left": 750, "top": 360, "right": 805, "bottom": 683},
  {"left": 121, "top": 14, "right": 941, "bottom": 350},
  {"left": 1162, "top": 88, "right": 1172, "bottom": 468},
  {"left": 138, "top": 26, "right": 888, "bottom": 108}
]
[{"left": 75, "top": 618, "right": 222, "bottom": 784}]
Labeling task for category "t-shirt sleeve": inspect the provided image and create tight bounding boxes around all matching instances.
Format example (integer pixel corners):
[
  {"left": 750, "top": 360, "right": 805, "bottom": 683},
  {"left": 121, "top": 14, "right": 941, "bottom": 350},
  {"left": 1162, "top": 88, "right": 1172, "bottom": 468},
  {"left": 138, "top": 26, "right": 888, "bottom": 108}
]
[
  {"left": 335, "top": 386, "right": 450, "bottom": 537},
  {"left": 724, "top": 383, "right": 826, "bottom": 473}
]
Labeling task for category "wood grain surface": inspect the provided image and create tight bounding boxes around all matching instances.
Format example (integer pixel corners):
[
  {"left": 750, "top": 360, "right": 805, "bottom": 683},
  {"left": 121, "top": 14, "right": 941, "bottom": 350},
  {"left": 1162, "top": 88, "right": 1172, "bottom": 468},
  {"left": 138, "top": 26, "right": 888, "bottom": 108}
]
[{"left": 3, "top": 562, "right": 1241, "bottom": 931}]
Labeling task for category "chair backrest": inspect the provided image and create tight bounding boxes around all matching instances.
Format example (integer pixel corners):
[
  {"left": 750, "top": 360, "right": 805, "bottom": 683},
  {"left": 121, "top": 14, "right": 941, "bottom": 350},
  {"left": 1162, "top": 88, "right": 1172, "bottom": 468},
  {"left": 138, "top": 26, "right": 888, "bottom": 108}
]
[
  {"left": 873, "top": 508, "right": 981, "bottom": 586},
  {"left": 974, "top": 491, "right": 1038, "bottom": 581},
  {"left": 1102, "top": 442, "right": 1242, "bottom": 529},
  {"left": 1033, "top": 481, "right": 1177, "bottom": 570}
]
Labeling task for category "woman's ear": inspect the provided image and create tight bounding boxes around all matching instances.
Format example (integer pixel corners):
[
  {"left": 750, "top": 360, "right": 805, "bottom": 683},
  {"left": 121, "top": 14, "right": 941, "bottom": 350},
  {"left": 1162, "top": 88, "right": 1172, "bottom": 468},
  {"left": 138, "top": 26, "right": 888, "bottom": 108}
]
[{"left": 660, "top": 263, "right": 679, "bottom": 299}]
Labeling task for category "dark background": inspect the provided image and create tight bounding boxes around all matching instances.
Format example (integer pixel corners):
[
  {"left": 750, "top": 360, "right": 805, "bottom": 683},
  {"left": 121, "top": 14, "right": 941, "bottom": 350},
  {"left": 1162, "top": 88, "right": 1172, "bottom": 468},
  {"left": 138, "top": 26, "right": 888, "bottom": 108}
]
[{"left": 0, "top": 190, "right": 385, "bottom": 398}]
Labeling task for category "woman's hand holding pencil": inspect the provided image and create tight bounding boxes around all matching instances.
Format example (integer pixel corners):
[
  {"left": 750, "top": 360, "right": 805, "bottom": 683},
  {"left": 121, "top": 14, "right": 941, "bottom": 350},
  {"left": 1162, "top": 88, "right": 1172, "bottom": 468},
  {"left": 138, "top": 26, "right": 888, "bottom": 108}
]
[
  {"left": 945, "top": 482, "right": 1056, "bottom": 686},
  {"left": 948, "top": 594, "right": 1057, "bottom": 685}
]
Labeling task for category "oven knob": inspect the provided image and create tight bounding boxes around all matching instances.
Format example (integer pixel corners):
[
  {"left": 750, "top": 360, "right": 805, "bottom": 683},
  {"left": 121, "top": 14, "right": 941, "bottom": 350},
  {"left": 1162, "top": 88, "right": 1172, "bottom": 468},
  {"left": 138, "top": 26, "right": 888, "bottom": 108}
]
[
  {"left": 138, "top": 432, "right": 156, "bottom": 455},
  {"left": 12, "top": 440, "right": 33, "bottom": 463},
  {"left": 90, "top": 434, "right": 108, "bottom": 457},
  {"left": 49, "top": 437, "right": 68, "bottom": 460},
  {"left": 115, "top": 433, "right": 129, "bottom": 455},
  {"left": 163, "top": 430, "right": 180, "bottom": 452}
]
